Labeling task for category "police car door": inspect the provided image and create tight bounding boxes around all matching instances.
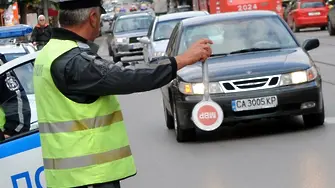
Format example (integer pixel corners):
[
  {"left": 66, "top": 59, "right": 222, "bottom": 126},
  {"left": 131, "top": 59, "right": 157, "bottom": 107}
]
[{"left": 0, "top": 52, "right": 46, "bottom": 188}]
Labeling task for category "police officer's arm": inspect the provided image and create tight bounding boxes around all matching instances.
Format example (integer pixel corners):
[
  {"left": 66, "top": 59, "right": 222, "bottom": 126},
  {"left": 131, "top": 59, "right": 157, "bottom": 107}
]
[
  {"left": 52, "top": 53, "right": 178, "bottom": 95},
  {"left": 51, "top": 39, "right": 213, "bottom": 96}
]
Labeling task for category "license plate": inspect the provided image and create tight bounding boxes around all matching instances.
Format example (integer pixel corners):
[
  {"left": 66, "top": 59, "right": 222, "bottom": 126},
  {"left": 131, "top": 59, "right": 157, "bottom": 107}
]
[
  {"left": 308, "top": 12, "right": 320, "bottom": 16},
  {"left": 130, "top": 43, "right": 142, "bottom": 49},
  {"left": 232, "top": 96, "right": 278, "bottom": 112}
]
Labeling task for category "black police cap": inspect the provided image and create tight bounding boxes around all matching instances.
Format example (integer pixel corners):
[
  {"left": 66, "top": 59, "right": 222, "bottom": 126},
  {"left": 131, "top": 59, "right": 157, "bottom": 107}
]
[{"left": 52, "top": 0, "right": 106, "bottom": 13}]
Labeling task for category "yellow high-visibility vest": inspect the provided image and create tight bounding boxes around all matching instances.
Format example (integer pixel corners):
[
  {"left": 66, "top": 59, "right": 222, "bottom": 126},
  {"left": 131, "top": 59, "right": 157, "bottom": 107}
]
[{"left": 33, "top": 39, "right": 136, "bottom": 187}]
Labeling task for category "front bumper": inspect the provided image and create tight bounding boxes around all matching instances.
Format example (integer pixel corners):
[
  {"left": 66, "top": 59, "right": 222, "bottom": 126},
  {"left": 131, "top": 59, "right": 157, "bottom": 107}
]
[
  {"left": 113, "top": 43, "right": 143, "bottom": 57},
  {"left": 175, "top": 80, "right": 323, "bottom": 129}
]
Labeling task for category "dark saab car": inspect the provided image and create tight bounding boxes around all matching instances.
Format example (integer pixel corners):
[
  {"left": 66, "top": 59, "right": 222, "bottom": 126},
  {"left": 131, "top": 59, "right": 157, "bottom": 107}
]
[
  {"left": 161, "top": 10, "right": 324, "bottom": 142},
  {"left": 107, "top": 12, "right": 154, "bottom": 62}
]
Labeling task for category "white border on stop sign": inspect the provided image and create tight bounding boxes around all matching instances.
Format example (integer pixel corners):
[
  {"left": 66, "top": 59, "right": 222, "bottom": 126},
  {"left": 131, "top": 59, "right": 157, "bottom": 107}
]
[{"left": 192, "top": 100, "right": 224, "bottom": 131}]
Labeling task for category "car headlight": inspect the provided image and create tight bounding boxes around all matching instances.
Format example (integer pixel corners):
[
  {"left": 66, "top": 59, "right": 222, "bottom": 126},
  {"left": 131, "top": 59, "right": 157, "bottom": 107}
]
[
  {"left": 153, "top": 51, "right": 165, "bottom": 57},
  {"left": 116, "top": 37, "right": 127, "bottom": 43},
  {"left": 178, "top": 82, "right": 224, "bottom": 95},
  {"left": 280, "top": 66, "right": 318, "bottom": 86}
]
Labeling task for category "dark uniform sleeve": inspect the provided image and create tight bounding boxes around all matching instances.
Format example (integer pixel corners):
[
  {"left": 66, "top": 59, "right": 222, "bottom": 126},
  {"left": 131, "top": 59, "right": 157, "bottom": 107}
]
[{"left": 51, "top": 51, "right": 178, "bottom": 96}]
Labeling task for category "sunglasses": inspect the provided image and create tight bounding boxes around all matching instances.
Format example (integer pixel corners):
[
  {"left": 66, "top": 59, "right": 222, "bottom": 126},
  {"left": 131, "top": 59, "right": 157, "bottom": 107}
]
[{"left": 39, "top": 19, "right": 45, "bottom": 21}]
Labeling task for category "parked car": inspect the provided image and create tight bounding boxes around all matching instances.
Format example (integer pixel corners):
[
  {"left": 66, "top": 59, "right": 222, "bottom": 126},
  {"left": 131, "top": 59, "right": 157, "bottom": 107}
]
[
  {"left": 161, "top": 11, "right": 324, "bottom": 142},
  {"left": 106, "top": 11, "right": 154, "bottom": 62},
  {"left": 286, "top": 0, "right": 328, "bottom": 32},
  {"left": 139, "top": 11, "right": 208, "bottom": 63}
]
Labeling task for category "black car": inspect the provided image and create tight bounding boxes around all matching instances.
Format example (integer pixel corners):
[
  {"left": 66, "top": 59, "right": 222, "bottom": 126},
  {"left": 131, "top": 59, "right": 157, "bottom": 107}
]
[{"left": 161, "top": 10, "right": 324, "bottom": 142}]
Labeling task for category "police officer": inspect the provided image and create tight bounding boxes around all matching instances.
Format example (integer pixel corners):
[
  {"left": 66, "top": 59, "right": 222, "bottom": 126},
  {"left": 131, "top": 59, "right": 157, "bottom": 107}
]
[
  {"left": 0, "top": 53, "right": 31, "bottom": 141},
  {"left": 33, "top": 0, "right": 212, "bottom": 187}
]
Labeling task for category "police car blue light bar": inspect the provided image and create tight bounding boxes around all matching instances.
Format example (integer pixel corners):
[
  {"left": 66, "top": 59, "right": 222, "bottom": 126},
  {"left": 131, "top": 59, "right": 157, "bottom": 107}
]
[{"left": 0, "top": 25, "right": 33, "bottom": 39}]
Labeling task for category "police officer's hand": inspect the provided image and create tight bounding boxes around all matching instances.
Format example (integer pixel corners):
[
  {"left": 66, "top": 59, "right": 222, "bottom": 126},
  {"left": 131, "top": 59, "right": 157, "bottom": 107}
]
[{"left": 175, "top": 39, "right": 213, "bottom": 70}]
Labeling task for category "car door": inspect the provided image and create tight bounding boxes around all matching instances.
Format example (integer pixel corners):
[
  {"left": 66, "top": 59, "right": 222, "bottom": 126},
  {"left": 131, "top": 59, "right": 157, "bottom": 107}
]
[{"left": 0, "top": 53, "right": 46, "bottom": 188}]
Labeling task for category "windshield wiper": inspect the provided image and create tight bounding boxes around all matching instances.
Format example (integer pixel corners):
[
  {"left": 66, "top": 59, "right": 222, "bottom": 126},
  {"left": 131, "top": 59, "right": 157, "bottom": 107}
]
[
  {"left": 229, "top": 47, "right": 281, "bottom": 55},
  {"left": 154, "top": 38, "right": 169, "bottom": 41},
  {"left": 210, "top": 53, "right": 228, "bottom": 57}
]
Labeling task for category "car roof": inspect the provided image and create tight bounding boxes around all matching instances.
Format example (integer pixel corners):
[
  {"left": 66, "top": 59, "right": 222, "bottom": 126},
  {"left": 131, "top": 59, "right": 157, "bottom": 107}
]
[
  {"left": 0, "top": 44, "right": 27, "bottom": 54},
  {"left": 118, "top": 12, "right": 152, "bottom": 19},
  {"left": 0, "top": 52, "right": 38, "bottom": 75},
  {"left": 157, "top": 11, "right": 208, "bottom": 22},
  {"left": 181, "top": 10, "right": 278, "bottom": 27}
]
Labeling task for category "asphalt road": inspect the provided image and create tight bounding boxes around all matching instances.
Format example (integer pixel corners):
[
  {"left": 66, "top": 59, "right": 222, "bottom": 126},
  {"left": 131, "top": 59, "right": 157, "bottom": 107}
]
[{"left": 95, "top": 29, "right": 335, "bottom": 188}]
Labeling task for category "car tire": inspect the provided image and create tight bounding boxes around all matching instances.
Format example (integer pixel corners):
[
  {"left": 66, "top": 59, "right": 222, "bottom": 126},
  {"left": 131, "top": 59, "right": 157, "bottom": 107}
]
[
  {"left": 321, "top": 26, "right": 326, "bottom": 30},
  {"left": 328, "top": 19, "right": 335, "bottom": 36},
  {"left": 163, "top": 99, "right": 174, "bottom": 129},
  {"left": 172, "top": 100, "right": 196, "bottom": 142},
  {"left": 302, "top": 102, "right": 325, "bottom": 127},
  {"left": 292, "top": 21, "right": 300, "bottom": 32}
]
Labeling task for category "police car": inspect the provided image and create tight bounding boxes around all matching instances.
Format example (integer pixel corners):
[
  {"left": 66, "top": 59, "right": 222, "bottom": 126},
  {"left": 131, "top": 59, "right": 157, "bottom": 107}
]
[{"left": 0, "top": 26, "right": 44, "bottom": 187}]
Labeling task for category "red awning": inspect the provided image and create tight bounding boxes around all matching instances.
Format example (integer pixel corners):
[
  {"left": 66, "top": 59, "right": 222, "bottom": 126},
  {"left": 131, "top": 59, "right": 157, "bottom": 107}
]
[{"left": 48, "top": 8, "right": 58, "bottom": 17}]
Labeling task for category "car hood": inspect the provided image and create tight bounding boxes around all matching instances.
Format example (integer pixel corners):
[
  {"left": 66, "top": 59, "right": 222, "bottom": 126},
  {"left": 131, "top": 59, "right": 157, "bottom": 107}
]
[
  {"left": 177, "top": 48, "right": 312, "bottom": 83},
  {"left": 152, "top": 40, "right": 169, "bottom": 52},
  {"left": 114, "top": 30, "right": 148, "bottom": 38}
]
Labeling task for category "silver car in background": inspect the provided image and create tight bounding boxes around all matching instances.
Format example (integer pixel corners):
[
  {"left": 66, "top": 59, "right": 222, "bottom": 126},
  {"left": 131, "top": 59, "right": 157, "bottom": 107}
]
[
  {"left": 107, "top": 12, "right": 154, "bottom": 62},
  {"left": 138, "top": 11, "right": 209, "bottom": 63}
]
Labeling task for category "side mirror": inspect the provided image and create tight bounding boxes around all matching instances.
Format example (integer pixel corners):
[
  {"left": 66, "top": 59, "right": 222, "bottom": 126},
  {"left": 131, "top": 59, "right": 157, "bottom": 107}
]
[
  {"left": 302, "top": 38, "right": 320, "bottom": 51},
  {"left": 138, "top": 36, "right": 150, "bottom": 44}
]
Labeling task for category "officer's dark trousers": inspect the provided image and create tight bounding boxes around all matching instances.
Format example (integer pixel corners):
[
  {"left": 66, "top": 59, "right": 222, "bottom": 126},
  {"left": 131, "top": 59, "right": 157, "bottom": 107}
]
[{"left": 75, "top": 181, "right": 121, "bottom": 188}]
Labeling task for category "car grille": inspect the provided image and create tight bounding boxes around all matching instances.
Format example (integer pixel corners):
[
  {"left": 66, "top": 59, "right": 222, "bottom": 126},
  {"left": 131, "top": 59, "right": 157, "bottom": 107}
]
[
  {"left": 129, "top": 36, "right": 142, "bottom": 43},
  {"left": 219, "top": 75, "right": 280, "bottom": 93}
]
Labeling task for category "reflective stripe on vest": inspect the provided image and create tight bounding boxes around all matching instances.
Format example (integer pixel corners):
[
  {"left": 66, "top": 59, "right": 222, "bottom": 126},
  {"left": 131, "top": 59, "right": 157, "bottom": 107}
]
[
  {"left": 0, "top": 107, "right": 5, "bottom": 131},
  {"left": 33, "top": 39, "right": 136, "bottom": 188}
]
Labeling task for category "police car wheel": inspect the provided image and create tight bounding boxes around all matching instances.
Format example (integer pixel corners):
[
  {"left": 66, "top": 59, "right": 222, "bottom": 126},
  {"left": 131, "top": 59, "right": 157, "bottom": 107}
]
[
  {"left": 163, "top": 99, "right": 174, "bottom": 129},
  {"left": 172, "top": 100, "right": 196, "bottom": 142},
  {"left": 303, "top": 100, "right": 325, "bottom": 127}
]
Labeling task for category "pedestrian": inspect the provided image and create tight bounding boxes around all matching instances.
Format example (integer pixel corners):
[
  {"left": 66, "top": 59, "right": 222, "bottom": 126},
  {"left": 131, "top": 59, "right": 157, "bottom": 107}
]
[
  {"left": 33, "top": 0, "right": 212, "bottom": 187},
  {"left": 0, "top": 53, "right": 31, "bottom": 141},
  {"left": 31, "top": 15, "right": 52, "bottom": 50}
]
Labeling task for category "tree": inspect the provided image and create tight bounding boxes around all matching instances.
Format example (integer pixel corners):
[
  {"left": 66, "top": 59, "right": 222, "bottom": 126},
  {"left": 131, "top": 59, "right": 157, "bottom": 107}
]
[{"left": 18, "top": 0, "right": 41, "bottom": 24}]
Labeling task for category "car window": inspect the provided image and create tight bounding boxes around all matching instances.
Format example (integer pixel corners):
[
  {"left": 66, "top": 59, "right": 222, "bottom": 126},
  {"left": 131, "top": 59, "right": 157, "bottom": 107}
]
[
  {"left": 300, "top": 1, "right": 325, "bottom": 8},
  {"left": 0, "top": 59, "right": 37, "bottom": 141},
  {"left": 166, "top": 22, "right": 181, "bottom": 56},
  {"left": 147, "top": 19, "right": 155, "bottom": 37},
  {"left": 178, "top": 16, "right": 298, "bottom": 55},
  {"left": 153, "top": 19, "right": 183, "bottom": 41},
  {"left": 114, "top": 16, "right": 153, "bottom": 33},
  {"left": 4, "top": 53, "right": 28, "bottom": 61}
]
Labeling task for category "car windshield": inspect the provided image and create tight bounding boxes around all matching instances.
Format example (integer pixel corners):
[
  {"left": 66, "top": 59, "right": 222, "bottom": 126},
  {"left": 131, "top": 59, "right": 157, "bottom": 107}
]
[
  {"left": 114, "top": 16, "right": 153, "bottom": 33},
  {"left": 0, "top": 36, "right": 29, "bottom": 45},
  {"left": 301, "top": 1, "right": 325, "bottom": 8},
  {"left": 4, "top": 53, "right": 27, "bottom": 61},
  {"left": 178, "top": 17, "right": 298, "bottom": 55},
  {"left": 154, "top": 19, "right": 183, "bottom": 41}
]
